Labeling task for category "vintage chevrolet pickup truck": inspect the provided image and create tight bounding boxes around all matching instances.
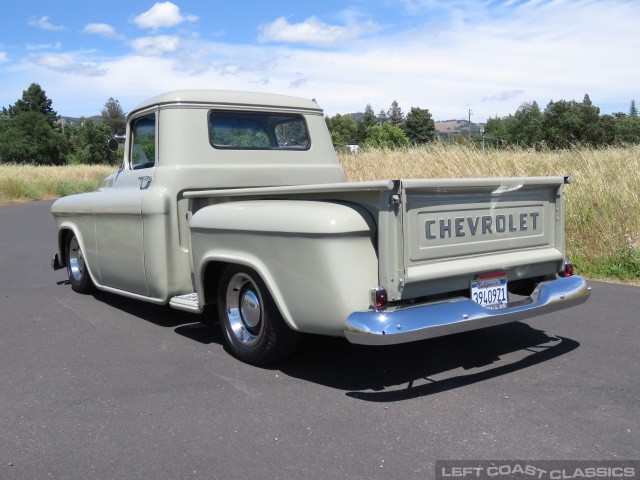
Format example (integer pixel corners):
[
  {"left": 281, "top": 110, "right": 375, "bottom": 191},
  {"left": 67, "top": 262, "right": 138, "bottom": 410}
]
[{"left": 51, "top": 90, "right": 591, "bottom": 364}]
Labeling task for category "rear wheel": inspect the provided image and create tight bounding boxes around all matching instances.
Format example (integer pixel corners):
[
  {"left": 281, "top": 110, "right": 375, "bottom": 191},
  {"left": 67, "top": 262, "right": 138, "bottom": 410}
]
[
  {"left": 65, "top": 233, "right": 95, "bottom": 294},
  {"left": 217, "top": 265, "right": 300, "bottom": 365}
]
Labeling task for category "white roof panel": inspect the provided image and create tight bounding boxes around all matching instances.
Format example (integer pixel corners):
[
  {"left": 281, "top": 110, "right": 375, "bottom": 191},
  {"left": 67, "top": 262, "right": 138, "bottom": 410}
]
[{"left": 131, "top": 90, "right": 323, "bottom": 115}]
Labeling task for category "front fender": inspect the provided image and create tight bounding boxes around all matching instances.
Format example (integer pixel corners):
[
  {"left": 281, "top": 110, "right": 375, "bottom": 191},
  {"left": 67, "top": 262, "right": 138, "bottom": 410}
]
[{"left": 54, "top": 223, "right": 100, "bottom": 286}]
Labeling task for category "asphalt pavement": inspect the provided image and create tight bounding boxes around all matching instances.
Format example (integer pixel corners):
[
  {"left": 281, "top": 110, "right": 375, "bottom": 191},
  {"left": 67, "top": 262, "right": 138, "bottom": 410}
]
[{"left": 0, "top": 200, "right": 638, "bottom": 479}]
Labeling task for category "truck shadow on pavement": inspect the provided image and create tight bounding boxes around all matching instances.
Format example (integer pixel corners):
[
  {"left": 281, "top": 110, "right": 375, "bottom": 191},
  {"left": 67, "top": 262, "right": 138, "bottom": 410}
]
[
  {"left": 276, "top": 322, "right": 579, "bottom": 402},
  {"left": 91, "top": 291, "right": 578, "bottom": 402},
  {"left": 92, "top": 292, "right": 222, "bottom": 344}
]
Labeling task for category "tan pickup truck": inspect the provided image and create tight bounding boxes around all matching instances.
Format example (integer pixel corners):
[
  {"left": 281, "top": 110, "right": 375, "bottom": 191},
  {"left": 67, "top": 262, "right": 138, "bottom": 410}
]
[{"left": 51, "top": 90, "right": 591, "bottom": 364}]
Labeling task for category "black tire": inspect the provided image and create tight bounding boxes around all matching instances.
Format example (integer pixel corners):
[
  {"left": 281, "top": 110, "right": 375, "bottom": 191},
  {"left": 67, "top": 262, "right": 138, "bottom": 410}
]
[
  {"left": 217, "top": 265, "right": 301, "bottom": 365},
  {"left": 65, "top": 233, "right": 95, "bottom": 294}
]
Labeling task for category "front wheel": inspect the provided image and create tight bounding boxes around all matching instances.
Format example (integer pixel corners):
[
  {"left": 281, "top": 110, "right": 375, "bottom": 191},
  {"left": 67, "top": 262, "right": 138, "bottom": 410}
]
[
  {"left": 217, "top": 265, "right": 301, "bottom": 365},
  {"left": 65, "top": 233, "right": 95, "bottom": 294}
]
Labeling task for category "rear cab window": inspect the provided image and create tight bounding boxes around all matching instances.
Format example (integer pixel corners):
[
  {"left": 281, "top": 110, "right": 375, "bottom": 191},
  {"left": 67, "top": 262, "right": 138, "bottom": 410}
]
[{"left": 209, "top": 111, "right": 310, "bottom": 150}]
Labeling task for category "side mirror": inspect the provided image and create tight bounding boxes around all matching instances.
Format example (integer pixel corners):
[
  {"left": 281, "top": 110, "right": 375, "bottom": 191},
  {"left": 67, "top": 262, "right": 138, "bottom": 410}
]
[{"left": 107, "top": 138, "right": 120, "bottom": 152}]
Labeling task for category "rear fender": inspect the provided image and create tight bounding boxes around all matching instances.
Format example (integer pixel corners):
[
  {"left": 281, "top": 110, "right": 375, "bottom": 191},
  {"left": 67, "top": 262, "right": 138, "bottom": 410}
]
[{"left": 190, "top": 200, "right": 378, "bottom": 336}]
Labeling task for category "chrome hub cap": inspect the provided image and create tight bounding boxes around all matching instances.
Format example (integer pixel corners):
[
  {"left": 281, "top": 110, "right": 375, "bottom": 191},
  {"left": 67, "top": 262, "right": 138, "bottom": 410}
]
[
  {"left": 68, "top": 237, "right": 85, "bottom": 282},
  {"left": 241, "top": 290, "right": 261, "bottom": 329},
  {"left": 226, "top": 273, "right": 264, "bottom": 346}
]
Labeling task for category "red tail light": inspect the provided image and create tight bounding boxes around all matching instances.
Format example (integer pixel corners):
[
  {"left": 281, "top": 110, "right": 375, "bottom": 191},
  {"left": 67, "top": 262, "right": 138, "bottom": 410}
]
[
  {"left": 559, "top": 261, "right": 574, "bottom": 277},
  {"left": 370, "top": 287, "right": 388, "bottom": 310}
]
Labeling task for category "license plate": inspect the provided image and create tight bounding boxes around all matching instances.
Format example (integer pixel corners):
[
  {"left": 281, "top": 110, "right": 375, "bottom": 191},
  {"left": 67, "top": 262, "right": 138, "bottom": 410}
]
[{"left": 471, "top": 273, "right": 508, "bottom": 310}]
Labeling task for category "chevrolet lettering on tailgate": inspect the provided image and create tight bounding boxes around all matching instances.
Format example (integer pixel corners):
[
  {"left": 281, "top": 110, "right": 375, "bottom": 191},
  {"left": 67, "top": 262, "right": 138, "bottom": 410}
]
[{"left": 426, "top": 211, "right": 540, "bottom": 239}]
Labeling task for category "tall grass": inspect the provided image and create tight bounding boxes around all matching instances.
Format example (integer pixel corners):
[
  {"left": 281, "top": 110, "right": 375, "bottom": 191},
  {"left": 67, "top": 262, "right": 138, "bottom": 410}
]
[
  {"left": 0, "top": 164, "right": 115, "bottom": 205},
  {"left": 1, "top": 145, "right": 638, "bottom": 280},
  {"left": 339, "top": 144, "right": 640, "bottom": 281}
]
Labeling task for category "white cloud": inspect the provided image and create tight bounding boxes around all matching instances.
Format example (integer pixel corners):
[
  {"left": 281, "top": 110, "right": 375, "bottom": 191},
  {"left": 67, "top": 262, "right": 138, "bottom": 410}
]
[
  {"left": 482, "top": 90, "right": 525, "bottom": 102},
  {"left": 28, "top": 16, "right": 65, "bottom": 31},
  {"left": 26, "top": 42, "right": 62, "bottom": 51},
  {"left": 83, "top": 23, "right": 118, "bottom": 38},
  {"left": 0, "top": 52, "right": 7, "bottom": 63},
  {"left": 133, "top": 2, "right": 198, "bottom": 30},
  {"left": 5, "top": 0, "right": 639, "bottom": 122},
  {"left": 289, "top": 78, "right": 308, "bottom": 88},
  {"left": 130, "top": 36, "right": 180, "bottom": 56},
  {"left": 29, "top": 54, "right": 107, "bottom": 77},
  {"left": 258, "top": 16, "right": 382, "bottom": 47}
]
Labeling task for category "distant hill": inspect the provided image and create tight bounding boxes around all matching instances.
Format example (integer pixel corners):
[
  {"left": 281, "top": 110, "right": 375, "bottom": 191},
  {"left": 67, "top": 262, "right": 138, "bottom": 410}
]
[
  {"left": 57, "top": 115, "right": 102, "bottom": 128},
  {"left": 344, "top": 113, "right": 483, "bottom": 134},
  {"left": 435, "top": 119, "right": 483, "bottom": 133}
]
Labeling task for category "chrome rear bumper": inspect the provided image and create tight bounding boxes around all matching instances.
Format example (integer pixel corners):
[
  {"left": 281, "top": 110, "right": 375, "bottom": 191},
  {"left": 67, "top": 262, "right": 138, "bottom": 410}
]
[{"left": 344, "top": 275, "right": 591, "bottom": 346}]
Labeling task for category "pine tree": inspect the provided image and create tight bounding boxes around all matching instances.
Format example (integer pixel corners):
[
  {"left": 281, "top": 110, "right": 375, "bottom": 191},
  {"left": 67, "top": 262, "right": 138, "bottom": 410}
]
[
  {"left": 387, "top": 100, "right": 404, "bottom": 127},
  {"left": 356, "top": 104, "right": 377, "bottom": 143},
  {"left": 630, "top": 99, "right": 638, "bottom": 117},
  {"left": 6, "top": 83, "right": 58, "bottom": 128},
  {"left": 582, "top": 94, "right": 592, "bottom": 106},
  {"left": 377, "top": 109, "right": 388, "bottom": 125},
  {"left": 101, "top": 97, "right": 127, "bottom": 135}
]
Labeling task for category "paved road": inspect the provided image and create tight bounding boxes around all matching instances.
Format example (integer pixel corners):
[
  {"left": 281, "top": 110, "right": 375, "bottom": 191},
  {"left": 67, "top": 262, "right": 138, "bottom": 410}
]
[{"left": 1, "top": 200, "right": 638, "bottom": 480}]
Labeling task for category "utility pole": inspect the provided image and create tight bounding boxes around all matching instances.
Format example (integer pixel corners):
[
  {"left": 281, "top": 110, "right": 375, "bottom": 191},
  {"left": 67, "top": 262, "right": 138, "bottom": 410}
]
[{"left": 468, "top": 108, "right": 473, "bottom": 141}]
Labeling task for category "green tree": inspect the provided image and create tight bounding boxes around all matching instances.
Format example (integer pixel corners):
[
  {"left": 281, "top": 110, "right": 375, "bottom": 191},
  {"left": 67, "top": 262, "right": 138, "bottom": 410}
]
[
  {"left": 510, "top": 101, "right": 544, "bottom": 146},
  {"left": 592, "top": 114, "right": 617, "bottom": 145},
  {"left": 0, "top": 111, "right": 66, "bottom": 164},
  {"left": 101, "top": 97, "right": 127, "bottom": 135},
  {"left": 325, "top": 113, "right": 357, "bottom": 146},
  {"left": 363, "top": 123, "right": 408, "bottom": 148},
  {"left": 629, "top": 99, "right": 638, "bottom": 117},
  {"left": 615, "top": 115, "right": 640, "bottom": 143},
  {"left": 4, "top": 83, "right": 59, "bottom": 128},
  {"left": 377, "top": 109, "right": 388, "bottom": 125},
  {"left": 387, "top": 100, "right": 404, "bottom": 127},
  {"left": 403, "top": 107, "right": 436, "bottom": 144},
  {"left": 485, "top": 94, "right": 636, "bottom": 148},
  {"left": 484, "top": 116, "right": 509, "bottom": 144},
  {"left": 0, "top": 111, "right": 11, "bottom": 134},
  {"left": 484, "top": 102, "right": 543, "bottom": 147},
  {"left": 542, "top": 99, "right": 603, "bottom": 148},
  {"left": 356, "top": 104, "right": 377, "bottom": 144},
  {"left": 65, "top": 119, "right": 120, "bottom": 165}
]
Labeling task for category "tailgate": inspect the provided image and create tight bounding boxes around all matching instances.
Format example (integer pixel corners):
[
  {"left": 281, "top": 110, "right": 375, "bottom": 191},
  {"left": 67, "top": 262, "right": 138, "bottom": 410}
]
[{"left": 386, "top": 177, "right": 566, "bottom": 300}]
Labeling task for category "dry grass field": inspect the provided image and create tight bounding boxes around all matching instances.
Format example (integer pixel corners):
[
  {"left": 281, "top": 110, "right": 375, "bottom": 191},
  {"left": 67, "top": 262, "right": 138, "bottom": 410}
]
[
  {"left": 1, "top": 144, "right": 638, "bottom": 280},
  {"left": 338, "top": 144, "right": 640, "bottom": 281},
  {"left": 0, "top": 164, "right": 114, "bottom": 205}
]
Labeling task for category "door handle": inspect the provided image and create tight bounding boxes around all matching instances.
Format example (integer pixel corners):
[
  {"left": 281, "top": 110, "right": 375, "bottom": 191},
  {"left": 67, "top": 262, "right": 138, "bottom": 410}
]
[{"left": 138, "top": 176, "right": 152, "bottom": 182}]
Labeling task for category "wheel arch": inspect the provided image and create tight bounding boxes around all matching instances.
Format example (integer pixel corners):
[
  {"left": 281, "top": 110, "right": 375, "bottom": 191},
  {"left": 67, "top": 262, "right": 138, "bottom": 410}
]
[
  {"left": 56, "top": 224, "right": 99, "bottom": 286},
  {"left": 57, "top": 228, "right": 72, "bottom": 267},
  {"left": 197, "top": 254, "right": 299, "bottom": 331}
]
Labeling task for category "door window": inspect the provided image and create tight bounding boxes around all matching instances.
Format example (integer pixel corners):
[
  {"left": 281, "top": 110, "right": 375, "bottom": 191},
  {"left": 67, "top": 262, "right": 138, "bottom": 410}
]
[{"left": 130, "top": 114, "right": 156, "bottom": 169}]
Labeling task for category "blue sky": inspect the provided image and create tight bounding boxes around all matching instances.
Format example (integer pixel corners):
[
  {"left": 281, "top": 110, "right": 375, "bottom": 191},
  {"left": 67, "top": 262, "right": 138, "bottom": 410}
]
[{"left": 1, "top": 0, "right": 638, "bottom": 121}]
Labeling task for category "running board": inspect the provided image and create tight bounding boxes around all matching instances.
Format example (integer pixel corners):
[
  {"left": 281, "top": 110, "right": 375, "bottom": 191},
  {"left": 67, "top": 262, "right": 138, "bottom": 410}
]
[{"left": 169, "top": 293, "right": 202, "bottom": 313}]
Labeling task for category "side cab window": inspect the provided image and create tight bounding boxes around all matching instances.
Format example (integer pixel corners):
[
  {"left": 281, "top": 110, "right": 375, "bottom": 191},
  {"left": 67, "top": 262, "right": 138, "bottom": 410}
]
[{"left": 130, "top": 114, "right": 156, "bottom": 170}]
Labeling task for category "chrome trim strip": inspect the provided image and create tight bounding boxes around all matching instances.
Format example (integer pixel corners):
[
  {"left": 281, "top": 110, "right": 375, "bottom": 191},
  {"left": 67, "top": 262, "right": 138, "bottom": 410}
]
[{"left": 344, "top": 276, "right": 591, "bottom": 346}]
